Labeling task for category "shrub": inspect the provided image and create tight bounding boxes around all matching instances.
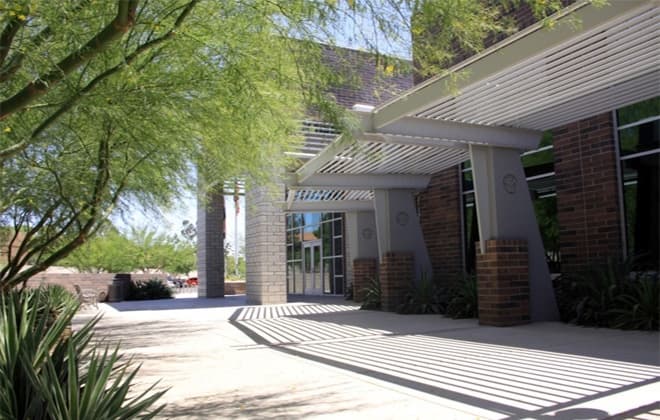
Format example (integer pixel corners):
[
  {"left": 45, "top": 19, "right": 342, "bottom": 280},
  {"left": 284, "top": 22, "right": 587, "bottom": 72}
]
[
  {"left": 441, "top": 273, "right": 478, "bottom": 319},
  {"left": 0, "top": 287, "right": 166, "bottom": 419},
  {"left": 553, "top": 258, "right": 659, "bottom": 330},
  {"left": 397, "top": 274, "right": 441, "bottom": 314},
  {"left": 126, "top": 279, "right": 173, "bottom": 301},
  {"left": 359, "top": 276, "right": 381, "bottom": 310}
]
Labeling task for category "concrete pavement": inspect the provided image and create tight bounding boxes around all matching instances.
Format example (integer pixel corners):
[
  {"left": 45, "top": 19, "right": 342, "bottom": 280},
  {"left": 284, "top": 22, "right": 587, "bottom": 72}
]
[{"left": 74, "top": 295, "right": 660, "bottom": 419}]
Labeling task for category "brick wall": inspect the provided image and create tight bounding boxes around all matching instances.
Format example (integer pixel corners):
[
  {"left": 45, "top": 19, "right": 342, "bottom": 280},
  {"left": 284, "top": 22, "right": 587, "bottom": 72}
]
[
  {"left": 352, "top": 258, "right": 377, "bottom": 302},
  {"left": 476, "top": 240, "right": 530, "bottom": 327},
  {"left": 322, "top": 46, "right": 413, "bottom": 108},
  {"left": 553, "top": 112, "right": 622, "bottom": 273},
  {"left": 380, "top": 252, "right": 414, "bottom": 312},
  {"left": 224, "top": 281, "right": 246, "bottom": 295},
  {"left": 418, "top": 166, "right": 463, "bottom": 283}
]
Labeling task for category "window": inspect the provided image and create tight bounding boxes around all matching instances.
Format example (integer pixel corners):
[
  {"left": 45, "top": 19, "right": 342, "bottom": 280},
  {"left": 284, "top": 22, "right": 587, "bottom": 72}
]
[{"left": 617, "top": 97, "right": 660, "bottom": 270}]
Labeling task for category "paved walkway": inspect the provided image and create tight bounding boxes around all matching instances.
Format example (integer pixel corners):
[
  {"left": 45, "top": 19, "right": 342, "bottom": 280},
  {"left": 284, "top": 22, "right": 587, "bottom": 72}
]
[{"left": 74, "top": 296, "right": 660, "bottom": 419}]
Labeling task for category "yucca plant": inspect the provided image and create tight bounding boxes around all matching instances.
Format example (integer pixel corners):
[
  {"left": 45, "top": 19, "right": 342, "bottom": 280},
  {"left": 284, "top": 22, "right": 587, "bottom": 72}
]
[
  {"left": 397, "top": 273, "right": 440, "bottom": 314},
  {"left": 609, "top": 275, "right": 659, "bottom": 331},
  {"left": 443, "top": 273, "right": 478, "bottom": 319},
  {"left": 0, "top": 287, "right": 166, "bottom": 419},
  {"left": 360, "top": 276, "right": 381, "bottom": 310}
]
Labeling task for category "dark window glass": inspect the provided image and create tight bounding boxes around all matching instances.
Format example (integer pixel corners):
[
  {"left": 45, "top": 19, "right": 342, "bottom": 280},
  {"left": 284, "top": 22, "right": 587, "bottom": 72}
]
[
  {"left": 462, "top": 169, "right": 474, "bottom": 192},
  {"left": 334, "top": 257, "right": 344, "bottom": 275},
  {"left": 617, "top": 97, "right": 660, "bottom": 127},
  {"left": 333, "top": 218, "right": 343, "bottom": 236},
  {"left": 334, "top": 237, "right": 342, "bottom": 256},
  {"left": 322, "top": 223, "right": 332, "bottom": 257},
  {"left": 463, "top": 193, "right": 478, "bottom": 273},
  {"left": 621, "top": 154, "right": 660, "bottom": 269},
  {"left": 618, "top": 121, "right": 660, "bottom": 157}
]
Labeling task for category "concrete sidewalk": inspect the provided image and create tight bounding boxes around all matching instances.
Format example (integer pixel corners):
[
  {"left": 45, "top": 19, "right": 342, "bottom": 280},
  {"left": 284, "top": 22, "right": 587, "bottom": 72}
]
[{"left": 74, "top": 296, "right": 659, "bottom": 419}]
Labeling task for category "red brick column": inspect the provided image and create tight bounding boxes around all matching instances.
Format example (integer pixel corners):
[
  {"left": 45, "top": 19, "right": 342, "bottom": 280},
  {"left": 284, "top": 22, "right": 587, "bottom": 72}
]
[
  {"left": 352, "top": 258, "right": 377, "bottom": 302},
  {"left": 553, "top": 112, "right": 622, "bottom": 273},
  {"left": 418, "top": 167, "right": 463, "bottom": 283},
  {"left": 380, "top": 252, "right": 414, "bottom": 312},
  {"left": 476, "top": 240, "right": 530, "bottom": 327}
]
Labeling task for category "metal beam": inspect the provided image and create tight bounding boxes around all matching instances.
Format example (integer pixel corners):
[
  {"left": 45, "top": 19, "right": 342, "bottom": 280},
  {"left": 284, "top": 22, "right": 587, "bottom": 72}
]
[
  {"left": 295, "top": 134, "right": 353, "bottom": 183},
  {"left": 378, "top": 116, "right": 542, "bottom": 150},
  {"left": 298, "top": 173, "right": 431, "bottom": 190},
  {"left": 287, "top": 200, "right": 374, "bottom": 213},
  {"left": 361, "top": 132, "right": 470, "bottom": 150},
  {"left": 372, "top": 1, "right": 652, "bottom": 129}
]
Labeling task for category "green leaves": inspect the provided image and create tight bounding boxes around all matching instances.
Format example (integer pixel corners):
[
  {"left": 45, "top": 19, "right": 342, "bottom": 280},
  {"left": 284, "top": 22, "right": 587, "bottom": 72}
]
[{"left": 0, "top": 287, "right": 166, "bottom": 419}]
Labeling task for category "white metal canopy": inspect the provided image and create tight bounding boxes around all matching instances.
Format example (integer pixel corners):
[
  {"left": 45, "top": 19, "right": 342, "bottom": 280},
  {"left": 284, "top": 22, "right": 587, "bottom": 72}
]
[{"left": 285, "top": 0, "right": 659, "bottom": 212}]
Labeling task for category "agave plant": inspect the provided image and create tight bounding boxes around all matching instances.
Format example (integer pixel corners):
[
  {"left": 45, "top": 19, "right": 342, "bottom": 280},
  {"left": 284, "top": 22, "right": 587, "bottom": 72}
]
[{"left": 0, "top": 287, "right": 166, "bottom": 419}]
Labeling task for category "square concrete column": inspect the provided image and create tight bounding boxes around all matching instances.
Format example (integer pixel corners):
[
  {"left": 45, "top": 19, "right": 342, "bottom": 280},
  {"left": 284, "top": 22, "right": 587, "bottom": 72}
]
[
  {"left": 245, "top": 183, "right": 287, "bottom": 305},
  {"left": 470, "top": 144, "right": 559, "bottom": 322},
  {"left": 197, "top": 190, "right": 225, "bottom": 298}
]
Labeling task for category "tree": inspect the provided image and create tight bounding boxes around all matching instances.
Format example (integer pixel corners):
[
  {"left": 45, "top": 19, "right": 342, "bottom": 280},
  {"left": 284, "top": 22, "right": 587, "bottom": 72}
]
[{"left": 0, "top": 0, "right": 568, "bottom": 291}]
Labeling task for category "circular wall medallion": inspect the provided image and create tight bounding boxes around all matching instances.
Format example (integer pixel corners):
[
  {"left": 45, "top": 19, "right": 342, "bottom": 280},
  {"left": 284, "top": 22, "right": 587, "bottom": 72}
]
[
  {"left": 396, "top": 211, "right": 410, "bottom": 226},
  {"left": 361, "top": 227, "right": 374, "bottom": 240},
  {"left": 503, "top": 174, "right": 517, "bottom": 194}
]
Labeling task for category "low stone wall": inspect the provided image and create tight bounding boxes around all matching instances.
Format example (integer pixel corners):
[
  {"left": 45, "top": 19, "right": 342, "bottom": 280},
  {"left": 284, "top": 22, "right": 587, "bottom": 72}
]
[
  {"left": 27, "top": 273, "right": 245, "bottom": 299},
  {"left": 225, "top": 281, "right": 246, "bottom": 295}
]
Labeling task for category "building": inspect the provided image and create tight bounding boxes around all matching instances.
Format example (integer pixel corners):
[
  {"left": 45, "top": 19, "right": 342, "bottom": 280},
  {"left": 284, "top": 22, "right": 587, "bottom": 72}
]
[{"left": 200, "top": 1, "right": 659, "bottom": 326}]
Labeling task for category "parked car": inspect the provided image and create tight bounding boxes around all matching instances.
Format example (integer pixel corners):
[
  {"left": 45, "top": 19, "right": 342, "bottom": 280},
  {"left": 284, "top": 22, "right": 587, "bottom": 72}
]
[{"left": 185, "top": 277, "right": 198, "bottom": 287}]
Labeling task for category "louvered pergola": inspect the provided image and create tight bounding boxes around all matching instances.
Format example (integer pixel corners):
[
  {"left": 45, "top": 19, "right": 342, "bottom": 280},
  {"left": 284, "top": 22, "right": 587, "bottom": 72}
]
[{"left": 284, "top": 0, "right": 659, "bottom": 212}]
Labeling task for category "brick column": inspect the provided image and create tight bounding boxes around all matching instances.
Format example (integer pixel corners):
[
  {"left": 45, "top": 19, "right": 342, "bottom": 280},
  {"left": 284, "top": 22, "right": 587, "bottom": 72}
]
[
  {"left": 245, "top": 183, "right": 287, "bottom": 305},
  {"left": 380, "top": 252, "right": 414, "bottom": 312},
  {"left": 352, "top": 258, "right": 377, "bottom": 302},
  {"left": 418, "top": 167, "right": 463, "bottom": 282},
  {"left": 476, "top": 240, "right": 530, "bottom": 327},
  {"left": 197, "top": 190, "right": 225, "bottom": 298},
  {"left": 553, "top": 112, "right": 622, "bottom": 273}
]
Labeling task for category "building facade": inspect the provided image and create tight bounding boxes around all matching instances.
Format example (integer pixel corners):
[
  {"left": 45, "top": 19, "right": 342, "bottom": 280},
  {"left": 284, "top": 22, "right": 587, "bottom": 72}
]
[{"left": 201, "top": 1, "right": 659, "bottom": 325}]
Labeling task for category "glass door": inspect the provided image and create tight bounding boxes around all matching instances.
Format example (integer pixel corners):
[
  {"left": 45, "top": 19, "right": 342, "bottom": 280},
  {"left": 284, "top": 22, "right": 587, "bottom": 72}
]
[{"left": 303, "top": 240, "right": 322, "bottom": 294}]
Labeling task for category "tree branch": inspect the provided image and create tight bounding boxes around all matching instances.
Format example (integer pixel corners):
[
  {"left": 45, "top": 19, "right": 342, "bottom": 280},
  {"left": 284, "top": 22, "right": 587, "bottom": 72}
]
[
  {"left": 0, "top": 0, "right": 199, "bottom": 162},
  {"left": 0, "top": 0, "right": 139, "bottom": 120},
  {"left": 0, "top": 15, "right": 25, "bottom": 68}
]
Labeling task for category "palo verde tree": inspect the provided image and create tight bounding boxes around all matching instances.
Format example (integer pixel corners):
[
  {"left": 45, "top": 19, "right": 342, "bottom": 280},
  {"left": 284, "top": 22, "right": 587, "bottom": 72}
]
[{"left": 0, "top": 0, "right": 567, "bottom": 291}]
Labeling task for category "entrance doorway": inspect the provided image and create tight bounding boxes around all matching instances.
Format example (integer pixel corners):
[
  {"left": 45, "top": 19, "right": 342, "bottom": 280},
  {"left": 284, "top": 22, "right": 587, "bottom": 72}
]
[{"left": 303, "top": 240, "right": 322, "bottom": 294}]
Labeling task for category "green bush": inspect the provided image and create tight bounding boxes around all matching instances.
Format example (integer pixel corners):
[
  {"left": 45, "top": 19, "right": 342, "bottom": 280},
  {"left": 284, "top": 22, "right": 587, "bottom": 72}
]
[
  {"left": 554, "top": 258, "right": 659, "bottom": 330},
  {"left": 397, "top": 274, "right": 441, "bottom": 314},
  {"left": 0, "top": 287, "right": 166, "bottom": 419},
  {"left": 441, "top": 273, "right": 479, "bottom": 319},
  {"left": 126, "top": 279, "right": 173, "bottom": 301}
]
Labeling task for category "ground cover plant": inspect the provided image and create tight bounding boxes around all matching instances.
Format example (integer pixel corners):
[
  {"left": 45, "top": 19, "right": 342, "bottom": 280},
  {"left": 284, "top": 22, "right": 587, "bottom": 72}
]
[{"left": 0, "top": 285, "right": 165, "bottom": 419}]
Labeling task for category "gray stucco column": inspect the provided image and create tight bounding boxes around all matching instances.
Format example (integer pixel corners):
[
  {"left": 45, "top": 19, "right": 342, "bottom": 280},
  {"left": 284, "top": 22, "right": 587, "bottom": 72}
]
[
  {"left": 373, "top": 189, "right": 432, "bottom": 281},
  {"left": 245, "top": 182, "right": 287, "bottom": 305},
  {"left": 470, "top": 144, "right": 559, "bottom": 321},
  {"left": 197, "top": 190, "right": 225, "bottom": 298}
]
